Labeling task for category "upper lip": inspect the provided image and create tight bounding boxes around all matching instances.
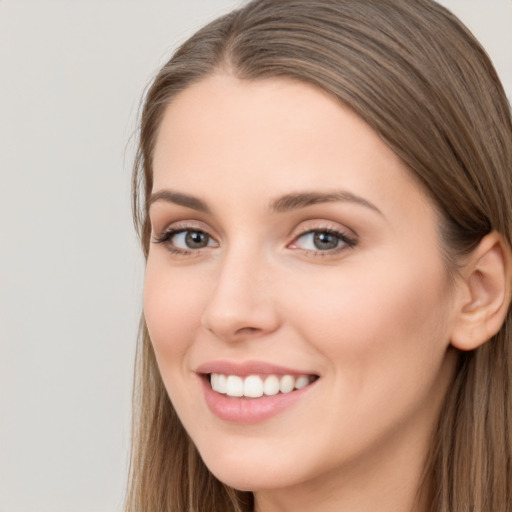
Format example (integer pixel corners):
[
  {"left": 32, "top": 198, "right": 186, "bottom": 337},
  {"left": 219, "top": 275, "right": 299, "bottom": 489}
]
[{"left": 196, "top": 360, "right": 318, "bottom": 377}]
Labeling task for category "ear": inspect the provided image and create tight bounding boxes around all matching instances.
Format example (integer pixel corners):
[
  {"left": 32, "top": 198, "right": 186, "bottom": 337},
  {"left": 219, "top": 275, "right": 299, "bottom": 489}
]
[{"left": 450, "top": 232, "right": 512, "bottom": 351}]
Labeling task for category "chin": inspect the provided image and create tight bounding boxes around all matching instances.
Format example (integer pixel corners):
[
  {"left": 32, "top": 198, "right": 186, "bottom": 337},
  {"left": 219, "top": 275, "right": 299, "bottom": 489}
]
[
  {"left": 195, "top": 439, "right": 314, "bottom": 492},
  {"left": 207, "top": 463, "right": 296, "bottom": 493}
]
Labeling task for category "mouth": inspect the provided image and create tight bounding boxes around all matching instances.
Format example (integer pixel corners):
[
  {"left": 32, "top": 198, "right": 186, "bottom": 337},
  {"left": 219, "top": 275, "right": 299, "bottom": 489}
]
[
  {"left": 206, "top": 373, "right": 318, "bottom": 398},
  {"left": 196, "top": 361, "right": 320, "bottom": 423}
]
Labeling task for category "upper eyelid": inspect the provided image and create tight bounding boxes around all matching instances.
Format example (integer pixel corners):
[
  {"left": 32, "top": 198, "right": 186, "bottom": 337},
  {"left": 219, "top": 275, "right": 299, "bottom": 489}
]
[
  {"left": 153, "top": 219, "right": 217, "bottom": 237},
  {"left": 290, "top": 227, "right": 356, "bottom": 247},
  {"left": 289, "top": 219, "right": 357, "bottom": 238},
  {"left": 153, "top": 220, "right": 357, "bottom": 245},
  {"left": 152, "top": 227, "right": 219, "bottom": 254},
  {"left": 155, "top": 226, "right": 217, "bottom": 241}
]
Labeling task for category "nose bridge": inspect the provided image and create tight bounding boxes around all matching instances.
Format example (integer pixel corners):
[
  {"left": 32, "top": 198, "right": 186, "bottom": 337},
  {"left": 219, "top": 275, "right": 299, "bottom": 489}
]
[{"left": 201, "top": 240, "right": 279, "bottom": 340}]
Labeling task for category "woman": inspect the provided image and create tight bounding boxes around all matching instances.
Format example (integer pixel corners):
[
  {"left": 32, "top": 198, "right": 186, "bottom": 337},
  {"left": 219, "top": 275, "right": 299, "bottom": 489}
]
[{"left": 126, "top": 1, "right": 512, "bottom": 510}]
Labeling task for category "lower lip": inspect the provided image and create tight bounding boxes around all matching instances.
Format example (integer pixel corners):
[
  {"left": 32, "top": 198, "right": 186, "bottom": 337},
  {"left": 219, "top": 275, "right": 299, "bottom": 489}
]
[{"left": 200, "top": 376, "right": 317, "bottom": 424}]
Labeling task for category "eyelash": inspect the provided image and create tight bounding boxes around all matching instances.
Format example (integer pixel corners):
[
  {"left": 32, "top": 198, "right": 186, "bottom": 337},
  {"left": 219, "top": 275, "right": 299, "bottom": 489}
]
[
  {"left": 152, "top": 227, "right": 215, "bottom": 256},
  {"left": 152, "top": 225, "right": 357, "bottom": 257},
  {"left": 290, "top": 227, "right": 357, "bottom": 256}
]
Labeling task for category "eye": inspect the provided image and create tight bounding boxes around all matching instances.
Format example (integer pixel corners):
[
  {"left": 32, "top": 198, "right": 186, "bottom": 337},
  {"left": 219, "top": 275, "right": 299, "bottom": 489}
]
[
  {"left": 153, "top": 228, "right": 218, "bottom": 253},
  {"left": 290, "top": 228, "right": 356, "bottom": 253}
]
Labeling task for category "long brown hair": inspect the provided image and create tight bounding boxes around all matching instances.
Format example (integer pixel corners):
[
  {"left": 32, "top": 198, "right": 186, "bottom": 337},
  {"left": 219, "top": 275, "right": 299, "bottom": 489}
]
[{"left": 126, "top": 1, "right": 512, "bottom": 510}]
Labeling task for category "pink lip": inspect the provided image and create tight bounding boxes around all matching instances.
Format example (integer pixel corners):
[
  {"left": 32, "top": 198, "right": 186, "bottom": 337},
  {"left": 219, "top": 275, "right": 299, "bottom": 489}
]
[
  {"left": 196, "top": 361, "right": 319, "bottom": 424},
  {"left": 196, "top": 360, "right": 317, "bottom": 377}
]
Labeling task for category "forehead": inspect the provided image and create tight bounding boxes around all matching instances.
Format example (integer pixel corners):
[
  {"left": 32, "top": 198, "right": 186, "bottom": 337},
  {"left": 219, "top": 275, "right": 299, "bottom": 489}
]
[
  {"left": 152, "top": 74, "right": 430, "bottom": 222},
  {"left": 155, "top": 75, "right": 404, "bottom": 175}
]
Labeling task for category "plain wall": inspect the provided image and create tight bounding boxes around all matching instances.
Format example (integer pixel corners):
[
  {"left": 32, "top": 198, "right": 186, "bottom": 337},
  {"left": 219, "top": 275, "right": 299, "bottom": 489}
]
[{"left": 0, "top": 1, "right": 510, "bottom": 511}]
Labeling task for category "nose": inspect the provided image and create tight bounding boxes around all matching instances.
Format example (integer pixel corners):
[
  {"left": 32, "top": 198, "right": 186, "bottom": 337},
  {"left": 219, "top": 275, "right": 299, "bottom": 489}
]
[{"left": 200, "top": 247, "right": 280, "bottom": 342}]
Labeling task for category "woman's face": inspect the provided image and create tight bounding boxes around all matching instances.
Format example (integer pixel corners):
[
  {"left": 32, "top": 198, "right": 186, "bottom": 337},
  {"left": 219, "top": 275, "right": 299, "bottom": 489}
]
[{"left": 145, "top": 75, "right": 460, "bottom": 499}]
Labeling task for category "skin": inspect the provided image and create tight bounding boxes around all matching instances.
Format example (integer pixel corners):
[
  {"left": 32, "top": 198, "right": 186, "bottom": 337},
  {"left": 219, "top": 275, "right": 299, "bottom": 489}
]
[{"left": 144, "top": 74, "right": 464, "bottom": 512}]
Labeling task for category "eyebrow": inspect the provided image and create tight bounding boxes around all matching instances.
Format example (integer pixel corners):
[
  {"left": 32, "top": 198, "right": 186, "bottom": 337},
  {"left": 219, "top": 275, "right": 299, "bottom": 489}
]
[
  {"left": 270, "top": 191, "right": 382, "bottom": 215},
  {"left": 148, "top": 189, "right": 382, "bottom": 216},
  {"left": 148, "top": 190, "right": 210, "bottom": 213}
]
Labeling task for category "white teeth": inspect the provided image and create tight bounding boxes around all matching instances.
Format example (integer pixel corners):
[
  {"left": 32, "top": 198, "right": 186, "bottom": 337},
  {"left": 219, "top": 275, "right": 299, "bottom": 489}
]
[
  {"left": 226, "top": 375, "right": 244, "bottom": 397},
  {"left": 217, "top": 374, "right": 227, "bottom": 394},
  {"left": 279, "top": 375, "right": 295, "bottom": 394},
  {"left": 263, "top": 375, "right": 280, "bottom": 396},
  {"left": 210, "top": 373, "right": 314, "bottom": 398},
  {"left": 295, "top": 376, "right": 310, "bottom": 389},
  {"left": 244, "top": 375, "right": 264, "bottom": 398}
]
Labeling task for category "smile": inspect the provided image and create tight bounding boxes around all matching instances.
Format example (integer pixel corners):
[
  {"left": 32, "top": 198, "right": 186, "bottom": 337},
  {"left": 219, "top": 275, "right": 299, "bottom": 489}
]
[
  {"left": 209, "top": 373, "right": 316, "bottom": 398},
  {"left": 197, "top": 361, "right": 320, "bottom": 423}
]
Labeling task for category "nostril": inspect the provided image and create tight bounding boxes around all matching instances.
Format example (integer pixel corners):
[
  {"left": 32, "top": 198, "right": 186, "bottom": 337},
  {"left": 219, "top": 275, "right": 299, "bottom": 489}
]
[{"left": 236, "top": 326, "right": 260, "bottom": 335}]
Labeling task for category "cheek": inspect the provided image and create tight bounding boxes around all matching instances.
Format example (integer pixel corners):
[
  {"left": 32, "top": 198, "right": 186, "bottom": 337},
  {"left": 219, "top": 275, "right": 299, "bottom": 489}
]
[
  {"left": 143, "top": 259, "right": 206, "bottom": 366},
  {"left": 285, "top": 254, "right": 453, "bottom": 386},
  {"left": 274, "top": 255, "right": 455, "bottom": 464}
]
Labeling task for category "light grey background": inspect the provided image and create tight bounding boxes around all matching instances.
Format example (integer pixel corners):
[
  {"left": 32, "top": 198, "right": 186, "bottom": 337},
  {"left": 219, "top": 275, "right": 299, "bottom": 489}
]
[{"left": 0, "top": 1, "right": 510, "bottom": 511}]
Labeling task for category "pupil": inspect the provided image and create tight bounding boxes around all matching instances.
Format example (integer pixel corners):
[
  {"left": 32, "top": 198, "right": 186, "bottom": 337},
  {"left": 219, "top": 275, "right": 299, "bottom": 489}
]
[
  {"left": 185, "top": 231, "right": 208, "bottom": 248},
  {"left": 313, "top": 232, "right": 338, "bottom": 250}
]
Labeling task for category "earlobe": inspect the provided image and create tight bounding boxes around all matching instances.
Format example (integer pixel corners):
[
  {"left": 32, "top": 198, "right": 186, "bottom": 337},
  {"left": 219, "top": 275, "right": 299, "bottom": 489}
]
[{"left": 450, "top": 232, "right": 512, "bottom": 351}]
